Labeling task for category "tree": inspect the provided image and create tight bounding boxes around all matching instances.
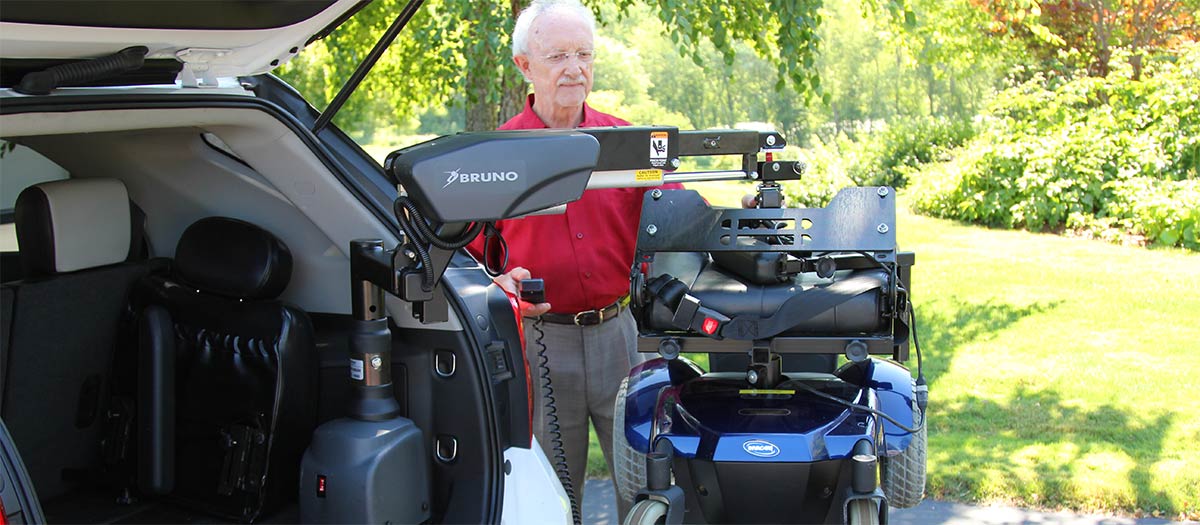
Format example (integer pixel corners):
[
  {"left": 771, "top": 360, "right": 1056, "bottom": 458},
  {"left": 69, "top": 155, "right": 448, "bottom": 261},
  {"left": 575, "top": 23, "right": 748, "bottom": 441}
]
[
  {"left": 1125, "top": 0, "right": 1200, "bottom": 79},
  {"left": 888, "top": 0, "right": 1015, "bottom": 118},
  {"left": 277, "top": 0, "right": 461, "bottom": 140},
  {"left": 282, "top": 0, "right": 859, "bottom": 132},
  {"left": 974, "top": 0, "right": 1199, "bottom": 79}
]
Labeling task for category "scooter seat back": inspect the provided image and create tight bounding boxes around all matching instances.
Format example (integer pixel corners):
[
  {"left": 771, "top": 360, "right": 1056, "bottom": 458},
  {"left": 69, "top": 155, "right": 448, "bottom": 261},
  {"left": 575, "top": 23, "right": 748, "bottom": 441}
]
[{"left": 643, "top": 252, "right": 888, "bottom": 336}]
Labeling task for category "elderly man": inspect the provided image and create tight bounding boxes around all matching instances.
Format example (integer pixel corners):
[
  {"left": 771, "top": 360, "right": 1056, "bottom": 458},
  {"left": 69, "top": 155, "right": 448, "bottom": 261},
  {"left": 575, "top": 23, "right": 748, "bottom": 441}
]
[{"left": 467, "top": 0, "right": 681, "bottom": 514}]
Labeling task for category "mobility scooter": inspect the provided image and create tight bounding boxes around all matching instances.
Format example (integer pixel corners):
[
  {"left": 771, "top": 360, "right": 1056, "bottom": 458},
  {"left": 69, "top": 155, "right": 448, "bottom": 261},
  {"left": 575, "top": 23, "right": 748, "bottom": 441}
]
[
  {"left": 301, "top": 126, "right": 925, "bottom": 525},
  {"left": 610, "top": 131, "right": 928, "bottom": 525}
]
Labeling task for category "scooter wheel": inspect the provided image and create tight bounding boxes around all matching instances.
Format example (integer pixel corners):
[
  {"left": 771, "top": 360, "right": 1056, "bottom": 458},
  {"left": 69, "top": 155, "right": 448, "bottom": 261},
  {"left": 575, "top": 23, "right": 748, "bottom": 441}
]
[
  {"left": 846, "top": 499, "right": 881, "bottom": 525},
  {"left": 612, "top": 377, "right": 646, "bottom": 519},
  {"left": 879, "top": 380, "right": 927, "bottom": 508},
  {"left": 625, "top": 499, "right": 668, "bottom": 525}
]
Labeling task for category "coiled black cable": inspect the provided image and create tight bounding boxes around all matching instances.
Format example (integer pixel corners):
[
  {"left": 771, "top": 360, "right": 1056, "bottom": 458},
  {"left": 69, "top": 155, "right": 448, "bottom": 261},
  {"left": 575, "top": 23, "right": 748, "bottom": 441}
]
[
  {"left": 482, "top": 222, "right": 508, "bottom": 277},
  {"left": 392, "top": 195, "right": 483, "bottom": 290},
  {"left": 530, "top": 317, "right": 582, "bottom": 525}
]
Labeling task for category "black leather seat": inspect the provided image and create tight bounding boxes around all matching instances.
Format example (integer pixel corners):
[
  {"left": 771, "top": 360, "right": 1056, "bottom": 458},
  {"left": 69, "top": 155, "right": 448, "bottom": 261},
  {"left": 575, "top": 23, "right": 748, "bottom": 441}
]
[
  {"left": 131, "top": 216, "right": 317, "bottom": 521},
  {"left": 1, "top": 178, "right": 158, "bottom": 501},
  {"left": 643, "top": 252, "right": 890, "bottom": 374},
  {"left": 645, "top": 251, "right": 888, "bottom": 336}
]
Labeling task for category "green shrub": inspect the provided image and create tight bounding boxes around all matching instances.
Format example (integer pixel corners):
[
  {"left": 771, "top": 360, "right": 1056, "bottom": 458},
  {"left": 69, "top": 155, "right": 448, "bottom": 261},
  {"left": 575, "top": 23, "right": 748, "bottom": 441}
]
[
  {"left": 778, "top": 138, "right": 857, "bottom": 208},
  {"left": 908, "top": 43, "right": 1200, "bottom": 250},
  {"left": 849, "top": 117, "right": 976, "bottom": 188},
  {"left": 1108, "top": 177, "right": 1200, "bottom": 249}
]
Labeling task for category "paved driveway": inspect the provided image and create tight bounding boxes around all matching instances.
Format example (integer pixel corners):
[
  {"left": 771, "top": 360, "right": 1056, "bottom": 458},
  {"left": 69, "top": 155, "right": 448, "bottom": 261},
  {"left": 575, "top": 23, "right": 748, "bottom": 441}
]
[{"left": 581, "top": 479, "right": 1188, "bottom": 525}]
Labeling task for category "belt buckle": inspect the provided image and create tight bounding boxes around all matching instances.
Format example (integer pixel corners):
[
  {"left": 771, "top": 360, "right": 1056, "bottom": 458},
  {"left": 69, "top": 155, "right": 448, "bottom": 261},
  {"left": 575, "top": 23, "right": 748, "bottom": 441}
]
[{"left": 573, "top": 309, "right": 602, "bottom": 326}]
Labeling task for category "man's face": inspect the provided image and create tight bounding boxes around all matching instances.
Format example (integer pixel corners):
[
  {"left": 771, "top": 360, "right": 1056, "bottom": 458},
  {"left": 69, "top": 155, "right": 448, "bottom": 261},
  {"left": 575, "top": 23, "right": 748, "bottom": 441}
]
[{"left": 515, "top": 11, "right": 594, "bottom": 112}]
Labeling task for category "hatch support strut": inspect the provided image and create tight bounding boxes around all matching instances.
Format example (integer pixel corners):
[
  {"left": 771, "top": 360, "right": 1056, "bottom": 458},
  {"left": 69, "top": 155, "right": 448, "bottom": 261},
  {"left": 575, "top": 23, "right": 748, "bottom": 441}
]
[{"left": 313, "top": 0, "right": 425, "bottom": 134}]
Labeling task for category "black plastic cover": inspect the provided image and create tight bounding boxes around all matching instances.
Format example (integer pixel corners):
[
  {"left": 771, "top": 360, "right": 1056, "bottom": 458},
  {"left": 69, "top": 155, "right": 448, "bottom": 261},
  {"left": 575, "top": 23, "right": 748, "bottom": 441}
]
[
  {"left": 673, "top": 457, "right": 849, "bottom": 524},
  {"left": 388, "top": 131, "right": 599, "bottom": 223}
]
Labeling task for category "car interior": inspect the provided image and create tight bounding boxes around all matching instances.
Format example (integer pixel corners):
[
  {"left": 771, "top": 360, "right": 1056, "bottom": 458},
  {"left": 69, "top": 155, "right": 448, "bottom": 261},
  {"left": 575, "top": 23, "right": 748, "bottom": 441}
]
[{"left": 0, "top": 99, "right": 526, "bottom": 523}]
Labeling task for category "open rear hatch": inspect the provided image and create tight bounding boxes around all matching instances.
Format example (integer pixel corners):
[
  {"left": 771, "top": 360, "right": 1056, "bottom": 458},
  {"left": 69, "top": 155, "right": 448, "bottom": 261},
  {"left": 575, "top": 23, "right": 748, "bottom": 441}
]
[{"left": 0, "top": 0, "right": 367, "bottom": 90}]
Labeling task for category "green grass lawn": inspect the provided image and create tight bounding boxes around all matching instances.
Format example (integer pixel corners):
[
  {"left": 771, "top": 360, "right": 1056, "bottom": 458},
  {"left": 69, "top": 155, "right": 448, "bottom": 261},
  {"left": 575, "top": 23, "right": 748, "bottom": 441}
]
[{"left": 585, "top": 181, "right": 1200, "bottom": 521}]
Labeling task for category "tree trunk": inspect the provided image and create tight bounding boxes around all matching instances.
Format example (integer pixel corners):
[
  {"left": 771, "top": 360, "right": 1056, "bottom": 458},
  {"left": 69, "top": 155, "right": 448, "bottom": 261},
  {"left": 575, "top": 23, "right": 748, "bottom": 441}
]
[
  {"left": 949, "top": 69, "right": 959, "bottom": 116},
  {"left": 464, "top": 0, "right": 530, "bottom": 131},
  {"left": 925, "top": 64, "right": 936, "bottom": 117},
  {"left": 1086, "top": 0, "right": 1112, "bottom": 77},
  {"left": 894, "top": 49, "right": 901, "bottom": 116},
  {"left": 465, "top": 67, "right": 527, "bottom": 131},
  {"left": 501, "top": 66, "right": 527, "bottom": 122},
  {"left": 501, "top": 0, "right": 530, "bottom": 125},
  {"left": 465, "top": 72, "right": 498, "bottom": 131}
]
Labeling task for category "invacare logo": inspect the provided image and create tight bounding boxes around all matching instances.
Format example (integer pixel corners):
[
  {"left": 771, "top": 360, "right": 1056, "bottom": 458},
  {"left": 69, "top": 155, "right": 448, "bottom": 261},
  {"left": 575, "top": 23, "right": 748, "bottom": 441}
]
[
  {"left": 742, "top": 439, "right": 781, "bottom": 458},
  {"left": 442, "top": 168, "right": 520, "bottom": 189}
]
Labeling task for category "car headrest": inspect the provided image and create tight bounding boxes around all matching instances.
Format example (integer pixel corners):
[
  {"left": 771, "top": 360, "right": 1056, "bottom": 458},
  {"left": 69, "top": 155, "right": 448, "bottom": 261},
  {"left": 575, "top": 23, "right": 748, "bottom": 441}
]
[
  {"left": 15, "top": 178, "right": 132, "bottom": 277},
  {"left": 174, "top": 217, "right": 292, "bottom": 300}
]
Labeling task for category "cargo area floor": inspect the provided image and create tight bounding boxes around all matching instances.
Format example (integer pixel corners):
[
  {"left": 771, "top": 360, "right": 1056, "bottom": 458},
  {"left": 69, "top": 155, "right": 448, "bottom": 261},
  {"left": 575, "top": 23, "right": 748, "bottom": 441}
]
[{"left": 43, "top": 489, "right": 298, "bottom": 524}]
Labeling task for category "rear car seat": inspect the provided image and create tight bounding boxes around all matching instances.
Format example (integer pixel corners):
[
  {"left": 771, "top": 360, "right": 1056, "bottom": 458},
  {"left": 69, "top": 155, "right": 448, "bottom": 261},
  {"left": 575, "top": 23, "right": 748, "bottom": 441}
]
[
  {"left": 0, "top": 178, "right": 158, "bottom": 501},
  {"left": 129, "top": 216, "right": 317, "bottom": 522}
]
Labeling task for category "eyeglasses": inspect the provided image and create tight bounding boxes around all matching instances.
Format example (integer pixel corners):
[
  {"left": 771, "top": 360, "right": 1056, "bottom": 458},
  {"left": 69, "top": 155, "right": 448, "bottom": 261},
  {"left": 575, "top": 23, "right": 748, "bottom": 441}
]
[{"left": 539, "top": 50, "right": 595, "bottom": 65}]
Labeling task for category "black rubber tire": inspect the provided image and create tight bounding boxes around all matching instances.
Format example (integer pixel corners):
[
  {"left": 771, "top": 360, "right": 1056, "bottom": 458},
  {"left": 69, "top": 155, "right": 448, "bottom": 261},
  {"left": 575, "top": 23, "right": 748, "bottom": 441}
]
[
  {"left": 612, "top": 377, "right": 647, "bottom": 520},
  {"left": 846, "top": 499, "right": 881, "bottom": 525},
  {"left": 880, "top": 383, "right": 926, "bottom": 508},
  {"left": 625, "top": 499, "right": 668, "bottom": 525}
]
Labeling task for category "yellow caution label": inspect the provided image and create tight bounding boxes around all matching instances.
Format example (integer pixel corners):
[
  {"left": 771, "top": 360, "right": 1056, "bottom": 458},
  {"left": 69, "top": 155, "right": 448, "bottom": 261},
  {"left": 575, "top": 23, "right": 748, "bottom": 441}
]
[
  {"left": 739, "top": 389, "right": 795, "bottom": 395},
  {"left": 635, "top": 169, "right": 663, "bottom": 182}
]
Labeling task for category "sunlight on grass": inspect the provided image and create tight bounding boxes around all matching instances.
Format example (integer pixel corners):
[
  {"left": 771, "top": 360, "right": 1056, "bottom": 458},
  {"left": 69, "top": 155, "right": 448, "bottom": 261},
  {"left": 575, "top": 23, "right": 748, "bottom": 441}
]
[{"left": 898, "top": 193, "right": 1200, "bottom": 519}]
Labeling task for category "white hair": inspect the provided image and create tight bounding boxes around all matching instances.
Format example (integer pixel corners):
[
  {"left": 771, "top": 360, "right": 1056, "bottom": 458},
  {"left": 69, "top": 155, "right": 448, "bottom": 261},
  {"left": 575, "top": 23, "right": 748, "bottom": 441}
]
[{"left": 511, "top": 0, "right": 596, "bottom": 58}]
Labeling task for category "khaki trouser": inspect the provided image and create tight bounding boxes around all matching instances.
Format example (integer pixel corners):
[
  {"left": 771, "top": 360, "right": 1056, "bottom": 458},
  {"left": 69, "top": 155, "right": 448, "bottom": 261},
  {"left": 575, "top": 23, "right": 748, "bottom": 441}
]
[{"left": 523, "top": 308, "right": 644, "bottom": 511}]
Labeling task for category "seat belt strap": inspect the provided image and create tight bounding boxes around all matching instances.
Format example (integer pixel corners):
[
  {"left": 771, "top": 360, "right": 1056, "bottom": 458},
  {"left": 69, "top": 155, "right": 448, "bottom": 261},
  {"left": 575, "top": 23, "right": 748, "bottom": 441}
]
[{"left": 721, "top": 273, "right": 883, "bottom": 340}]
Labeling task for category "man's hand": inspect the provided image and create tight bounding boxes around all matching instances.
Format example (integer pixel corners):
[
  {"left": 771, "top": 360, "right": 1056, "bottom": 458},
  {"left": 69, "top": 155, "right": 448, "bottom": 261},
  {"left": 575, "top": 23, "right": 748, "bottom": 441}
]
[
  {"left": 741, "top": 194, "right": 758, "bottom": 208},
  {"left": 492, "top": 266, "right": 552, "bottom": 317}
]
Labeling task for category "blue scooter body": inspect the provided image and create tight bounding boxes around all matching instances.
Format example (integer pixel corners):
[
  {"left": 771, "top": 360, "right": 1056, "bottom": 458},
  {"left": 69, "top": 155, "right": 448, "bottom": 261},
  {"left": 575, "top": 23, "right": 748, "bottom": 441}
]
[{"left": 623, "top": 356, "right": 917, "bottom": 523}]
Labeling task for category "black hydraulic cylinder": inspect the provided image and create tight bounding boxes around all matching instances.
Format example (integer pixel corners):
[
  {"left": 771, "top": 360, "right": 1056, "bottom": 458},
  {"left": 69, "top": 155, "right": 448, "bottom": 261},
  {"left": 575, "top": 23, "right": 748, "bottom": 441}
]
[
  {"left": 348, "top": 239, "right": 402, "bottom": 421},
  {"left": 348, "top": 318, "right": 402, "bottom": 421}
]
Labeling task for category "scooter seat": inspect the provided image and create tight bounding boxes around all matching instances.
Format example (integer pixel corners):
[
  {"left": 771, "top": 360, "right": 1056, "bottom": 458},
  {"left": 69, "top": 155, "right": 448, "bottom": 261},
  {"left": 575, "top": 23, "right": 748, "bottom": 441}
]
[{"left": 644, "top": 252, "right": 888, "bottom": 335}]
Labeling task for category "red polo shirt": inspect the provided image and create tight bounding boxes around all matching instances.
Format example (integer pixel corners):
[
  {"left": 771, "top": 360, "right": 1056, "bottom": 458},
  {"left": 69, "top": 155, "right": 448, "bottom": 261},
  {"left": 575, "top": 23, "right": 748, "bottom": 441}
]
[{"left": 466, "top": 94, "right": 682, "bottom": 314}]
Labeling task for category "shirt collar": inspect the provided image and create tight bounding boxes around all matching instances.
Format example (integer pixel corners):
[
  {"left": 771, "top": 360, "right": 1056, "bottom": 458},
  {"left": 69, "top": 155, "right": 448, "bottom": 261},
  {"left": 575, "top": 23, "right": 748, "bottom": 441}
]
[{"left": 511, "top": 93, "right": 596, "bottom": 129}]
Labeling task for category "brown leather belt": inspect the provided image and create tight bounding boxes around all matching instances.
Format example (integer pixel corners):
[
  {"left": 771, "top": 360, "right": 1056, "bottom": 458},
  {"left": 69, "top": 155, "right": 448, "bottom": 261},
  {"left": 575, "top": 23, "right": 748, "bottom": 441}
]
[{"left": 542, "top": 295, "right": 630, "bottom": 326}]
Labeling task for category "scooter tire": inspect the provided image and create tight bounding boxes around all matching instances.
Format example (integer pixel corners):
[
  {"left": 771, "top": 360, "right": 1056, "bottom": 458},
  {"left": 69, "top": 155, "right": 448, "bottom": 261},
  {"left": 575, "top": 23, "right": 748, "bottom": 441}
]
[
  {"left": 847, "top": 499, "right": 881, "bottom": 525},
  {"left": 612, "top": 377, "right": 647, "bottom": 520},
  {"left": 879, "top": 381, "right": 926, "bottom": 508},
  {"left": 625, "top": 499, "right": 668, "bottom": 525}
]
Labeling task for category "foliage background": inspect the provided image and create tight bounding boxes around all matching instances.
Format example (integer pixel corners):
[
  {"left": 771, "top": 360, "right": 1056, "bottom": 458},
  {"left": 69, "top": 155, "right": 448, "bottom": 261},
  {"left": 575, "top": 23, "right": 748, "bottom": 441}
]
[{"left": 908, "top": 44, "right": 1200, "bottom": 249}]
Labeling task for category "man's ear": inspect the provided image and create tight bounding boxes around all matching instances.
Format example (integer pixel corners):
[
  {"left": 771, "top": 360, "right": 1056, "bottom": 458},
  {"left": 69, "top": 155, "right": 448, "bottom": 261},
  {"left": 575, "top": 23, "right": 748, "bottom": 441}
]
[{"left": 513, "top": 55, "right": 532, "bottom": 79}]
